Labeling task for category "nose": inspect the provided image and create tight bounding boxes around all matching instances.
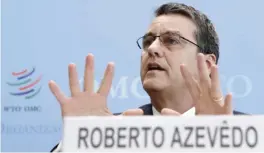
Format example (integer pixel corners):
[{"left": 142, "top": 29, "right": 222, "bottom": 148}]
[{"left": 146, "top": 38, "right": 164, "bottom": 58}]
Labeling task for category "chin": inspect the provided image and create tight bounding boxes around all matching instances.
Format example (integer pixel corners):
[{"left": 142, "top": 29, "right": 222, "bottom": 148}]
[{"left": 142, "top": 78, "right": 167, "bottom": 92}]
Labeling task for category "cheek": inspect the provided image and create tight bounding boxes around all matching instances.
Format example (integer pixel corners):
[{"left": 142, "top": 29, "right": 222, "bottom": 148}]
[
  {"left": 164, "top": 52, "right": 183, "bottom": 70},
  {"left": 164, "top": 51, "right": 195, "bottom": 76},
  {"left": 140, "top": 53, "right": 147, "bottom": 71},
  {"left": 181, "top": 53, "right": 199, "bottom": 77},
  {"left": 141, "top": 51, "right": 147, "bottom": 60}
]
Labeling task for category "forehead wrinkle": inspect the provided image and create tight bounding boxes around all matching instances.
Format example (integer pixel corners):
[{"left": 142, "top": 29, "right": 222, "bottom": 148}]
[
  {"left": 148, "top": 21, "right": 184, "bottom": 36},
  {"left": 147, "top": 22, "right": 163, "bottom": 34}
]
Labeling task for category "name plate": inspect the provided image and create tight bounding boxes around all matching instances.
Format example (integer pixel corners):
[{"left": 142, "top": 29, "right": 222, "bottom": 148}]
[{"left": 62, "top": 116, "right": 264, "bottom": 152}]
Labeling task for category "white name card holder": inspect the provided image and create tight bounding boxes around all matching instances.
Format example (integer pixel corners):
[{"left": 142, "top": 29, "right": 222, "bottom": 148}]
[{"left": 62, "top": 116, "right": 264, "bottom": 153}]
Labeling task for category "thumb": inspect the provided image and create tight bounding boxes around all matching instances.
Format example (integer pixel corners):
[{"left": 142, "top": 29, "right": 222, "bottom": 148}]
[
  {"left": 161, "top": 108, "right": 180, "bottom": 116},
  {"left": 121, "top": 109, "right": 144, "bottom": 116}
]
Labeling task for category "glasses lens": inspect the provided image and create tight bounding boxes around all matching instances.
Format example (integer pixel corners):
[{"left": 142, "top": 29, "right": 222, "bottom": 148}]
[
  {"left": 161, "top": 33, "right": 181, "bottom": 46},
  {"left": 142, "top": 35, "right": 156, "bottom": 49}
]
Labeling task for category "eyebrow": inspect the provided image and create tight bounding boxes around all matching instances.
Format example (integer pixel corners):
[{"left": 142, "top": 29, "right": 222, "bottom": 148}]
[
  {"left": 144, "top": 30, "right": 182, "bottom": 37},
  {"left": 143, "top": 32, "right": 154, "bottom": 37}
]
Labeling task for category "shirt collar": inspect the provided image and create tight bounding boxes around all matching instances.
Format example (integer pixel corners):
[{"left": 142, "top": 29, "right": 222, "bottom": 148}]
[{"left": 152, "top": 106, "right": 196, "bottom": 116}]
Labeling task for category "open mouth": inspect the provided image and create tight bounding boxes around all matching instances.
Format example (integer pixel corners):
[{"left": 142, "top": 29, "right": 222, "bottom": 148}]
[{"left": 147, "top": 63, "right": 165, "bottom": 71}]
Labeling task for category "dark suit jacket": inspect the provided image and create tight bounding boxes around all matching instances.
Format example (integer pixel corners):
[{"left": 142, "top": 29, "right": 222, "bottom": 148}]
[{"left": 50, "top": 103, "right": 246, "bottom": 152}]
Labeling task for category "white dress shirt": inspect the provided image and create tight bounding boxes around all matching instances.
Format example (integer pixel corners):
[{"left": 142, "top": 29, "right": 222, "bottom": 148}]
[{"left": 152, "top": 106, "right": 196, "bottom": 116}]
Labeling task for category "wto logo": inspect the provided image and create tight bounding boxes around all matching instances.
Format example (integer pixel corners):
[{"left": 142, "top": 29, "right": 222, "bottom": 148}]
[{"left": 6, "top": 67, "right": 42, "bottom": 99}]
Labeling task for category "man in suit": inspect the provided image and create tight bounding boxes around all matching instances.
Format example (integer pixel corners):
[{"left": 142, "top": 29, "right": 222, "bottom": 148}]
[{"left": 49, "top": 2, "right": 245, "bottom": 152}]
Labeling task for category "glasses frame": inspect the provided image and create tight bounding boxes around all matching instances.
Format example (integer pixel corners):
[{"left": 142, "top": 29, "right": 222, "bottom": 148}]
[{"left": 136, "top": 32, "right": 203, "bottom": 51}]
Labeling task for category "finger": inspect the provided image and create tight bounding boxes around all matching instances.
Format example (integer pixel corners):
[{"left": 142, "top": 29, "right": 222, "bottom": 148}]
[
  {"left": 197, "top": 53, "right": 210, "bottom": 88},
  {"left": 84, "top": 54, "right": 94, "bottom": 93},
  {"left": 121, "top": 109, "right": 144, "bottom": 116},
  {"left": 180, "top": 64, "right": 201, "bottom": 102},
  {"left": 68, "top": 63, "right": 81, "bottom": 96},
  {"left": 49, "top": 80, "right": 68, "bottom": 104},
  {"left": 161, "top": 108, "right": 180, "bottom": 116},
  {"left": 210, "top": 65, "right": 223, "bottom": 103},
  {"left": 97, "top": 62, "right": 115, "bottom": 96},
  {"left": 224, "top": 93, "right": 233, "bottom": 114}
]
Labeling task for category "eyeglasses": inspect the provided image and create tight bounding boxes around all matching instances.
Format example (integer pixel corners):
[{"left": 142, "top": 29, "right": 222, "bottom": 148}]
[{"left": 136, "top": 31, "right": 202, "bottom": 51}]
